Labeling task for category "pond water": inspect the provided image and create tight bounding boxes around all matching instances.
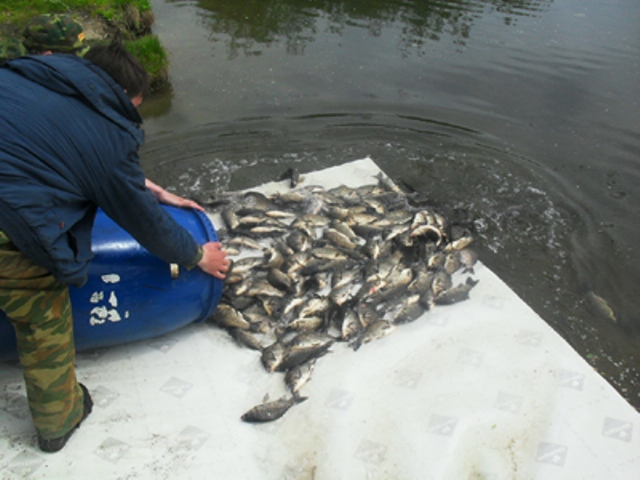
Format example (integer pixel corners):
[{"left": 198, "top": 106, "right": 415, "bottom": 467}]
[{"left": 139, "top": 0, "right": 640, "bottom": 409}]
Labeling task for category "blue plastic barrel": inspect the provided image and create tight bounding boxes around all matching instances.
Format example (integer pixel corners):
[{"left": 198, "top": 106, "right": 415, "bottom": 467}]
[{"left": 0, "top": 205, "right": 223, "bottom": 360}]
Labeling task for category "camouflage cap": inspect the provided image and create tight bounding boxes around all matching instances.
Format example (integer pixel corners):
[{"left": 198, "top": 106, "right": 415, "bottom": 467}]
[
  {"left": 23, "top": 14, "right": 86, "bottom": 53},
  {"left": 0, "top": 38, "right": 28, "bottom": 62}
]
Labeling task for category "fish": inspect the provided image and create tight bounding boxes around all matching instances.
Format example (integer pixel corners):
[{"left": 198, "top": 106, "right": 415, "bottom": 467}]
[
  {"left": 278, "top": 167, "right": 302, "bottom": 189},
  {"left": 267, "top": 268, "right": 294, "bottom": 292},
  {"left": 341, "top": 308, "right": 363, "bottom": 341},
  {"left": 237, "top": 191, "right": 277, "bottom": 215},
  {"left": 286, "top": 230, "right": 313, "bottom": 253},
  {"left": 203, "top": 174, "right": 482, "bottom": 420},
  {"left": 434, "top": 277, "right": 479, "bottom": 305},
  {"left": 285, "top": 359, "right": 316, "bottom": 395},
  {"left": 389, "top": 295, "right": 424, "bottom": 324},
  {"left": 350, "top": 319, "right": 396, "bottom": 351},
  {"left": 229, "top": 328, "right": 264, "bottom": 351},
  {"left": 375, "top": 172, "right": 404, "bottom": 195},
  {"left": 221, "top": 208, "right": 240, "bottom": 231},
  {"left": 297, "top": 296, "right": 331, "bottom": 319},
  {"left": 356, "top": 303, "right": 380, "bottom": 329},
  {"left": 584, "top": 289, "right": 617, "bottom": 323},
  {"left": 431, "top": 271, "right": 453, "bottom": 297},
  {"left": 278, "top": 332, "right": 334, "bottom": 371},
  {"left": 274, "top": 190, "right": 309, "bottom": 205},
  {"left": 324, "top": 228, "right": 359, "bottom": 250},
  {"left": 444, "top": 235, "right": 474, "bottom": 252},
  {"left": 287, "top": 315, "right": 324, "bottom": 333},
  {"left": 228, "top": 256, "right": 264, "bottom": 276},
  {"left": 209, "top": 304, "right": 251, "bottom": 330},
  {"left": 228, "top": 236, "right": 264, "bottom": 251},
  {"left": 328, "top": 283, "right": 352, "bottom": 307},
  {"left": 241, "top": 394, "right": 308, "bottom": 423},
  {"left": 444, "top": 252, "right": 462, "bottom": 275},
  {"left": 246, "top": 278, "right": 287, "bottom": 298},
  {"left": 458, "top": 248, "right": 479, "bottom": 273},
  {"left": 407, "top": 269, "right": 435, "bottom": 295},
  {"left": 261, "top": 341, "right": 287, "bottom": 372},
  {"left": 330, "top": 219, "right": 360, "bottom": 241},
  {"left": 263, "top": 247, "right": 285, "bottom": 269}
]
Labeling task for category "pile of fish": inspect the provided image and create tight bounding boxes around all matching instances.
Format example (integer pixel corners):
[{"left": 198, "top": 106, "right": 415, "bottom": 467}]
[{"left": 204, "top": 171, "right": 479, "bottom": 423}]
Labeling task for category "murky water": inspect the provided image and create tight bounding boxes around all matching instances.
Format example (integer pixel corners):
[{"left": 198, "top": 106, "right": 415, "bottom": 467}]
[{"left": 139, "top": 0, "right": 640, "bottom": 409}]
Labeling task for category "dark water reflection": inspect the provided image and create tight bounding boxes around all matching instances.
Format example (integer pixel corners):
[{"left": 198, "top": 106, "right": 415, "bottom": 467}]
[{"left": 141, "top": 0, "right": 640, "bottom": 408}]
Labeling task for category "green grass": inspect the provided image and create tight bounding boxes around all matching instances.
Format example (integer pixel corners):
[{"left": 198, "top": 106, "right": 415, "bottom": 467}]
[
  {"left": 125, "top": 34, "right": 166, "bottom": 77},
  {"left": 0, "top": 0, "right": 151, "bottom": 27}
]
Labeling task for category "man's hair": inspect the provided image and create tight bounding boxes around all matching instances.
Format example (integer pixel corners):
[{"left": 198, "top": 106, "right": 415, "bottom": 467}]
[{"left": 84, "top": 38, "right": 148, "bottom": 99}]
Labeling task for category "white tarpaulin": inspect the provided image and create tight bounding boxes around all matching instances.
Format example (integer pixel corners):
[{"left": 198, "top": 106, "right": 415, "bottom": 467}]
[{"left": 1, "top": 158, "right": 638, "bottom": 479}]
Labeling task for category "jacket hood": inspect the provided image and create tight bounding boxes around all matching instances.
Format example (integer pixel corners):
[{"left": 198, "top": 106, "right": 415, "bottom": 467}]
[{"left": 5, "top": 54, "right": 144, "bottom": 147}]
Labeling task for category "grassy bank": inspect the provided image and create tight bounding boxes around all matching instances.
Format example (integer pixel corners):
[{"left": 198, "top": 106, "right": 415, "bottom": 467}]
[{"left": 1, "top": 0, "right": 169, "bottom": 92}]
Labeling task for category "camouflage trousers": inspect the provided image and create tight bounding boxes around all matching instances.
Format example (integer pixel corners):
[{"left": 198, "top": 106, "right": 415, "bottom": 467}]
[{"left": 0, "top": 231, "right": 84, "bottom": 439}]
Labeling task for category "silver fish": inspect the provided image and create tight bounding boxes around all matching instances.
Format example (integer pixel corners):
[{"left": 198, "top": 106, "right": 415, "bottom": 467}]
[
  {"left": 261, "top": 341, "right": 287, "bottom": 372},
  {"left": 434, "top": 277, "right": 478, "bottom": 305},
  {"left": 209, "top": 304, "right": 251, "bottom": 330},
  {"left": 390, "top": 296, "right": 424, "bottom": 324},
  {"left": 356, "top": 304, "right": 380, "bottom": 329},
  {"left": 230, "top": 328, "right": 264, "bottom": 351},
  {"left": 228, "top": 236, "right": 264, "bottom": 251},
  {"left": 265, "top": 209, "right": 297, "bottom": 219},
  {"left": 350, "top": 319, "right": 396, "bottom": 351},
  {"left": 341, "top": 308, "right": 362, "bottom": 341},
  {"left": 229, "top": 256, "right": 264, "bottom": 276},
  {"left": 311, "top": 246, "right": 349, "bottom": 262},
  {"left": 241, "top": 394, "right": 307, "bottom": 423},
  {"left": 285, "top": 359, "right": 316, "bottom": 395},
  {"left": 287, "top": 315, "right": 324, "bottom": 333},
  {"left": 298, "top": 296, "right": 331, "bottom": 319},
  {"left": 286, "top": 230, "right": 313, "bottom": 253},
  {"left": 221, "top": 208, "right": 240, "bottom": 231},
  {"left": 444, "top": 235, "right": 474, "bottom": 252},
  {"left": 267, "top": 268, "right": 294, "bottom": 292},
  {"left": 431, "top": 271, "right": 453, "bottom": 297},
  {"left": 328, "top": 283, "right": 352, "bottom": 307},
  {"left": 375, "top": 172, "right": 403, "bottom": 195},
  {"left": 249, "top": 225, "right": 288, "bottom": 237},
  {"left": 278, "top": 332, "right": 334, "bottom": 371},
  {"left": 458, "top": 248, "right": 478, "bottom": 274},
  {"left": 330, "top": 219, "right": 360, "bottom": 241},
  {"left": 585, "top": 290, "right": 617, "bottom": 323},
  {"left": 274, "top": 190, "right": 308, "bottom": 204},
  {"left": 324, "top": 228, "right": 358, "bottom": 250},
  {"left": 407, "top": 269, "right": 435, "bottom": 295},
  {"left": 444, "top": 252, "right": 462, "bottom": 275},
  {"left": 264, "top": 247, "right": 285, "bottom": 269}
]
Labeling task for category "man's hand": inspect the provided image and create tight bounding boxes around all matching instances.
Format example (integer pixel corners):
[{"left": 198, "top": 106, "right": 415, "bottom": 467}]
[
  {"left": 145, "top": 179, "right": 204, "bottom": 212},
  {"left": 198, "top": 242, "right": 229, "bottom": 279}
]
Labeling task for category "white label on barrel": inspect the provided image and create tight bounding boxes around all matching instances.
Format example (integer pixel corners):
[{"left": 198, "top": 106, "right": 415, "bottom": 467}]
[
  {"left": 91, "top": 306, "right": 108, "bottom": 319},
  {"left": 89, "top": 306, "right": 108, "bottom": 326},
  {"left": 89, "top": 317, "right": 105, "bottom": 326},
  {"left": 107, "top": 309, "right": 121, "bottom": 322},
  {"left": 90, "top": 291, "right": 104, "bottom": 303},
  {"left": 101, "top": 274, "right": 121, "bottom": 284}
]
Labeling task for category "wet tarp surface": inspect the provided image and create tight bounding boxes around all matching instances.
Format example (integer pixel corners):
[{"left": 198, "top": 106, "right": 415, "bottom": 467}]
[{"left": 1, "top": 158, "right": 638, "bottom": 479}]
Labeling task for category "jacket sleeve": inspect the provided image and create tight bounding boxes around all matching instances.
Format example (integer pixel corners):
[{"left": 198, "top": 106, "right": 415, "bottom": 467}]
[{"left": 87, "top": 145, "right": 202, "bottom": 269}]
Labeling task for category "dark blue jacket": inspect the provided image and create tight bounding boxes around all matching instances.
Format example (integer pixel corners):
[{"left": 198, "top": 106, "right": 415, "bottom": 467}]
[{"left": 0, "top": 54, "right": 200, "bottom": 287}]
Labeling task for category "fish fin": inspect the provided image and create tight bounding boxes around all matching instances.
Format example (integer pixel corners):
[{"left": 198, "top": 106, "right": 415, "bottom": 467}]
[
  {"left": 293, "top": 394, "right": 308, "bottom": 404},
  {"left": 466, "top": 276, "right": 479, "bottom": 287}
]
